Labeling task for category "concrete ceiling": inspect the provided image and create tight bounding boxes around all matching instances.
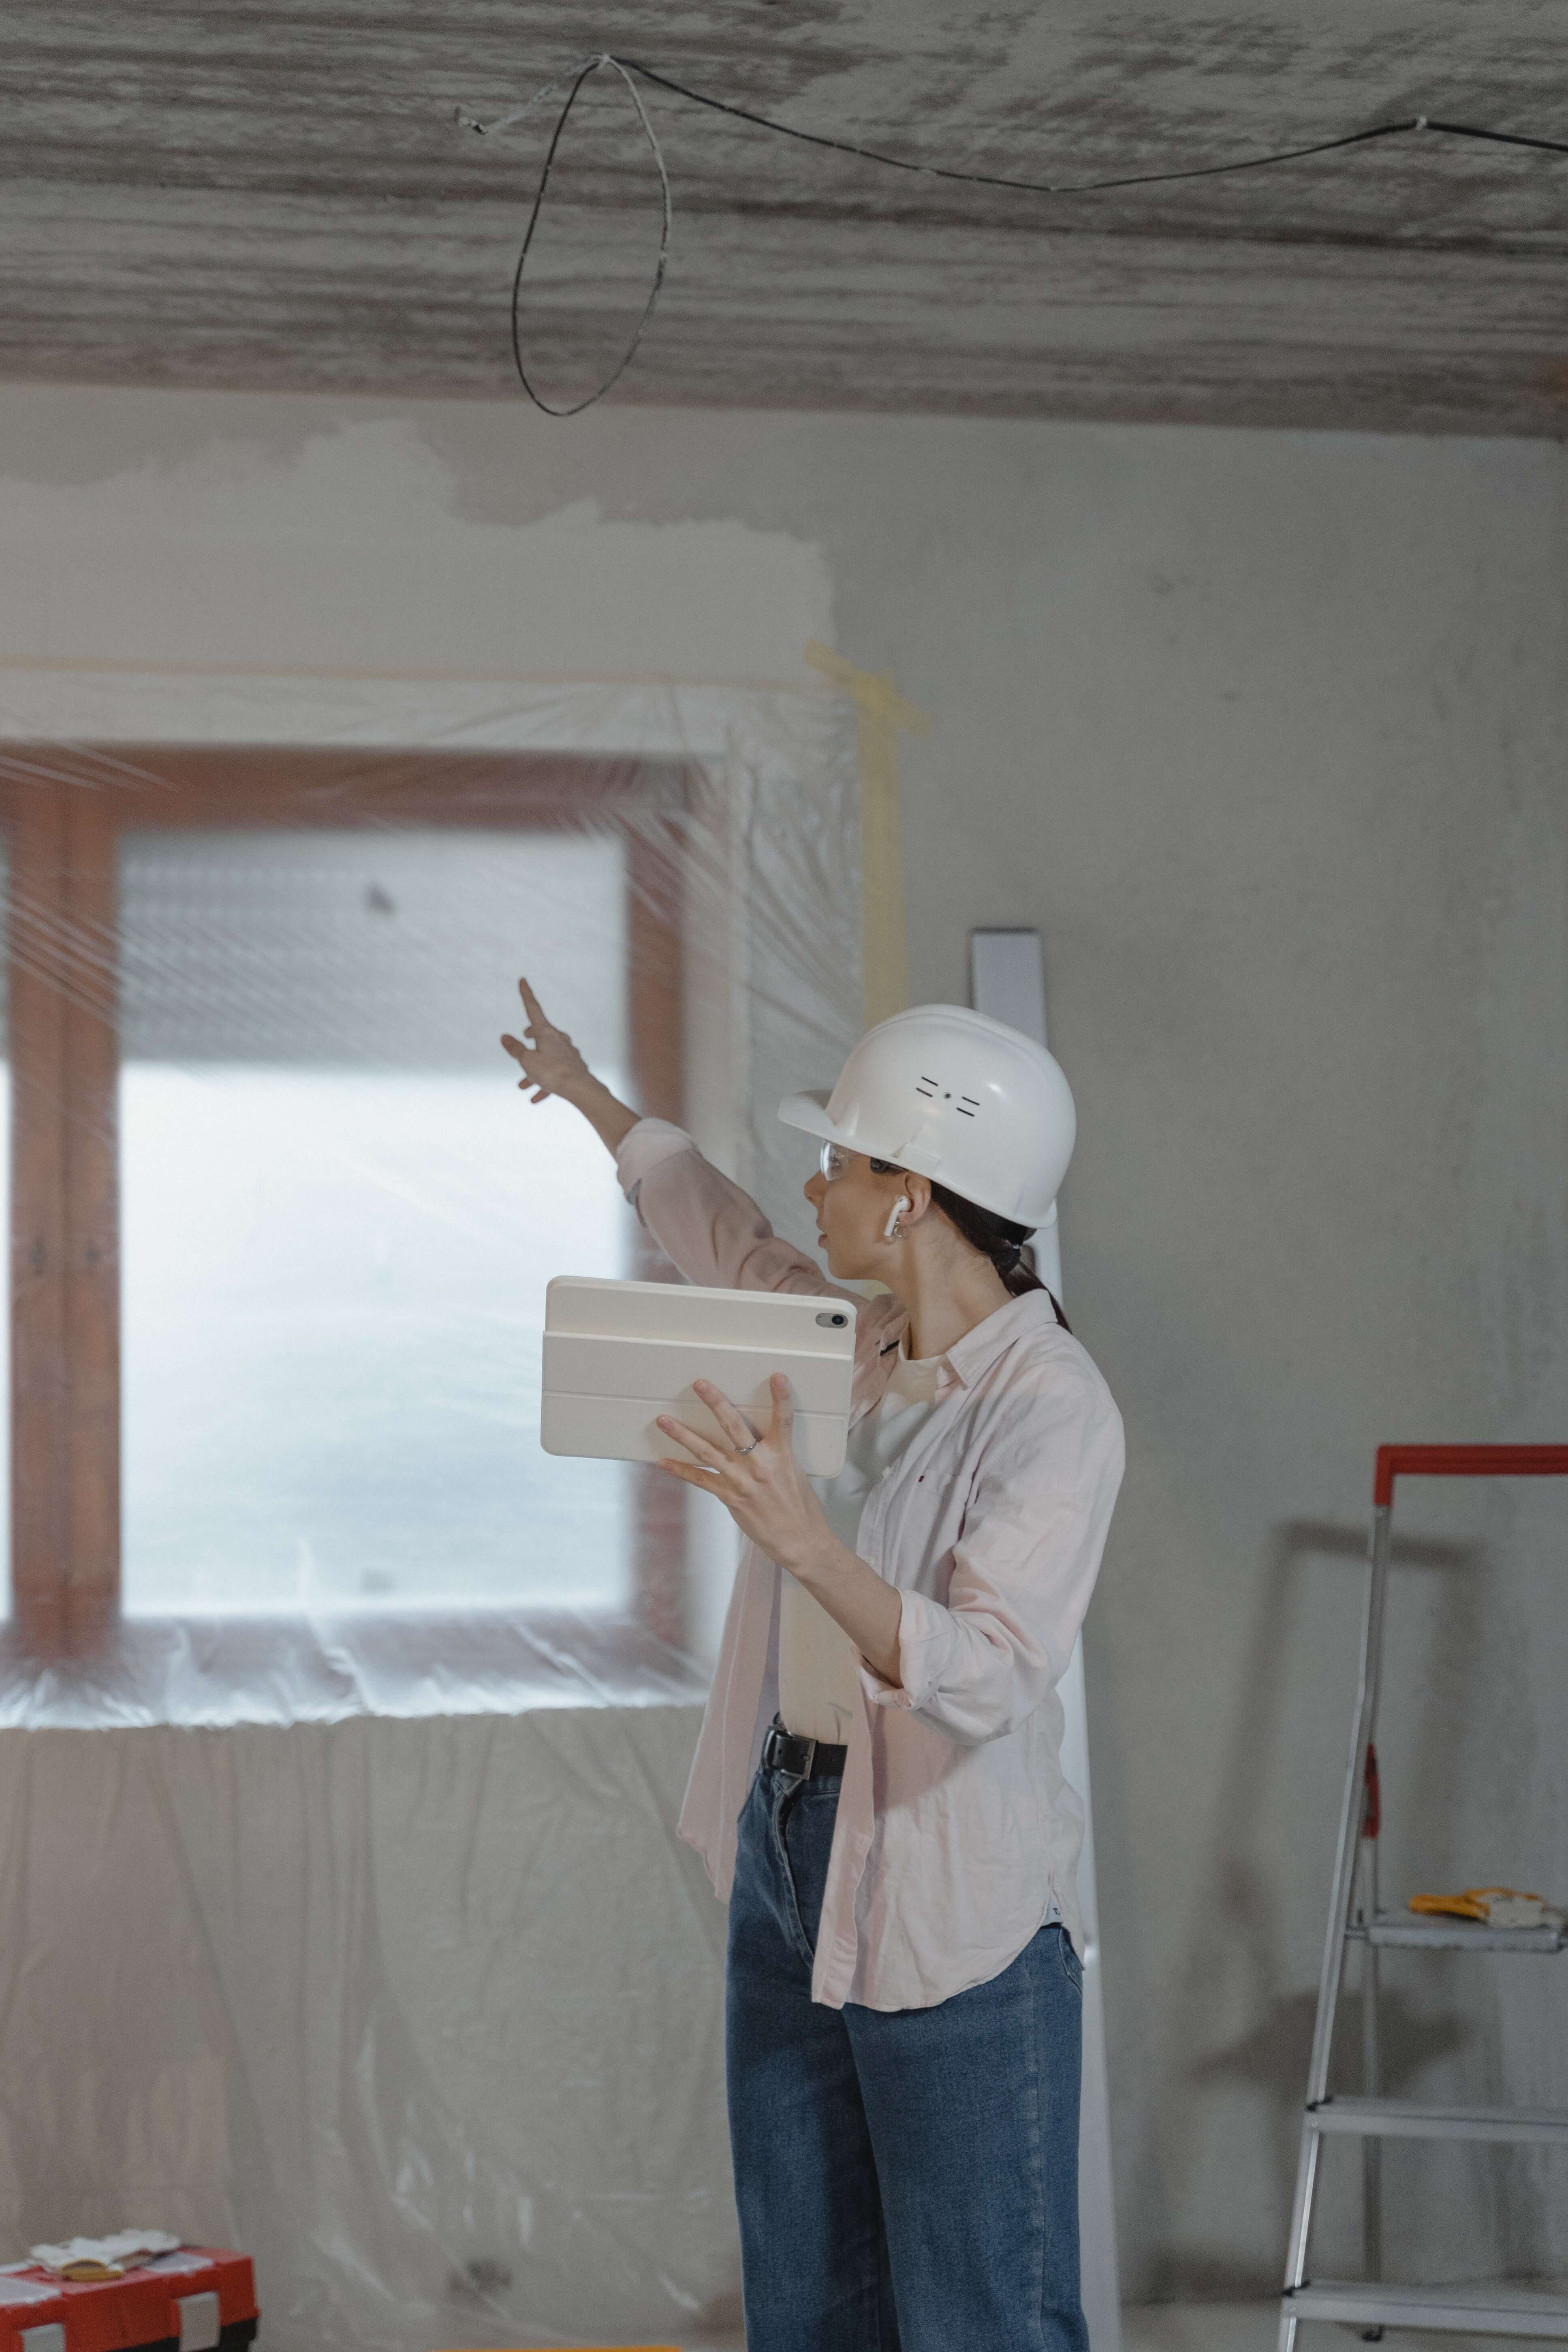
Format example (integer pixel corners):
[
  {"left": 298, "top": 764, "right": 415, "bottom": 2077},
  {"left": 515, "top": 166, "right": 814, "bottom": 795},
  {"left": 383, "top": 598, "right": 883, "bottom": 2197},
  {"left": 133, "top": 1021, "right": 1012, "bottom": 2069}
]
[{"left": 6, "top": 1, "right": 1568, "bottom": 434}]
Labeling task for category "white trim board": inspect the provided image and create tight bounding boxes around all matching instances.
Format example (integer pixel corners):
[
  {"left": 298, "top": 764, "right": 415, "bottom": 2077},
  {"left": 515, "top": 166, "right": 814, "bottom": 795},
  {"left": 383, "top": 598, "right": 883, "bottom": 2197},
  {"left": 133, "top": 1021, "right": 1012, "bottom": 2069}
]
[{"left": 971, "top": 925, "right": 1122, "bottom": 2352}]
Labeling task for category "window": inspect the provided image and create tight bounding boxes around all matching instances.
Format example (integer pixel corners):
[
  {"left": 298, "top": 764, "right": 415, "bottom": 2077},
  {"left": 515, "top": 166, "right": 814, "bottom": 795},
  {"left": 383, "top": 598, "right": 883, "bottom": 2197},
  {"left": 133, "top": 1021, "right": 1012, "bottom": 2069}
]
[{"left": 2, "top": 750, "right": 691, "bottom": 1655}]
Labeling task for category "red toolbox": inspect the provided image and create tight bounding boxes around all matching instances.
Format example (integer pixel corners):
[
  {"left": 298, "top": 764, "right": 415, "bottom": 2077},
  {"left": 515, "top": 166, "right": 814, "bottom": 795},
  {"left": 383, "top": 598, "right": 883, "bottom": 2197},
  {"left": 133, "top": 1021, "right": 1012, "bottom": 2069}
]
[{"left": 0, "top": 2248, "right": 257, "bottom": 2352}]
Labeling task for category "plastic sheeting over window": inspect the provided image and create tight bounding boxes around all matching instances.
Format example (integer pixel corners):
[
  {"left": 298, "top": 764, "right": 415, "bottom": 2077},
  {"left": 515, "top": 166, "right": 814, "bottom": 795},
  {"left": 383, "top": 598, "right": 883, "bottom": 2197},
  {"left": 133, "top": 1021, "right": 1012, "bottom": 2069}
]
[
  {"left": 0, "top": 687, "right": 860, "bottom": 2348},
  {"left": 0, "top": 693, "right": 861, "bottom": 1717}
]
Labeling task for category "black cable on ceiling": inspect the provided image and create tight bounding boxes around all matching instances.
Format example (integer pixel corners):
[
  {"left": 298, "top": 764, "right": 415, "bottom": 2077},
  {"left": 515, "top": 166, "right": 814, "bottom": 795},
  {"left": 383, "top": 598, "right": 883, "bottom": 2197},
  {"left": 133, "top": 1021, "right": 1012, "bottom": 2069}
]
[{"left": 458, "top": 52, "right": 1568, "bottom": 415}]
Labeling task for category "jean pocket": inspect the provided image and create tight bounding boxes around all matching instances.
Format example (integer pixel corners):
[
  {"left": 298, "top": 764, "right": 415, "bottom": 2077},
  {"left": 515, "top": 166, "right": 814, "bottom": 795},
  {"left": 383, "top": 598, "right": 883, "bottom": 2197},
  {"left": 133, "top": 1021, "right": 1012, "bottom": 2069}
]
[
  {"left": 1056, "top": 1928, "right": 1084, "bottom": 1992},
  {"left": 778, "top": 1781, "right": 838, "bottom": 1961}
]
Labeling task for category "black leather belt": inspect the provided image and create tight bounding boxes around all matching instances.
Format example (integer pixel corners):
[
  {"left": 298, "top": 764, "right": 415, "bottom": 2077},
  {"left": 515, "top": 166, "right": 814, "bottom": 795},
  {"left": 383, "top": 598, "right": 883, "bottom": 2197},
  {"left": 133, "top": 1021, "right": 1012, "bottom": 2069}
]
[{"left": 762, "top": 1718, "right": 847, "bottom": 1779}]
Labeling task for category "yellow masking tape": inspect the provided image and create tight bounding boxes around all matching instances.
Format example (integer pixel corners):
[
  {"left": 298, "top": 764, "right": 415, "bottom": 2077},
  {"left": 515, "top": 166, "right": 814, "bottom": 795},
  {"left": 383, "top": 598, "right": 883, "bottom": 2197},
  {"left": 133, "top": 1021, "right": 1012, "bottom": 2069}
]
[{"left": 804, "top": 641, "right": 930, "bottom": 1028}]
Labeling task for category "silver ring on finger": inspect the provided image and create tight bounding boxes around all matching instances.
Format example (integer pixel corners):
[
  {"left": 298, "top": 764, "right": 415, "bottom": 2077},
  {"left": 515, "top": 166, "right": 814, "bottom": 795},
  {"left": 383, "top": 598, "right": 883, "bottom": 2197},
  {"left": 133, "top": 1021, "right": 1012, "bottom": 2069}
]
[{"left": 733, "top": 1437, "right": 760, "bottom": 1457}]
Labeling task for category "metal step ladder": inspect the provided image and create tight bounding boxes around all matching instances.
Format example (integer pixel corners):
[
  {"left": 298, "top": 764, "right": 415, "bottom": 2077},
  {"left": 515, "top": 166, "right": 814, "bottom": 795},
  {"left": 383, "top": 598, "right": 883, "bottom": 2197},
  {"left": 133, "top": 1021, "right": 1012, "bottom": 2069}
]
[{"left": 1280, "top": 1443, "right": 1568, "bottom": 2347}]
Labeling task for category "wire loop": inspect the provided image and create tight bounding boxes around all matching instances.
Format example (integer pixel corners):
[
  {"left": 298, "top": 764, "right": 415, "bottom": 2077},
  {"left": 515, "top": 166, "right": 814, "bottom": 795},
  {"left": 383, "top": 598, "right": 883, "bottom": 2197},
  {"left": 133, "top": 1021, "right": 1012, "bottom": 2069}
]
[{"left": 497, "top": 53, "right": 672, "bottom": 419}]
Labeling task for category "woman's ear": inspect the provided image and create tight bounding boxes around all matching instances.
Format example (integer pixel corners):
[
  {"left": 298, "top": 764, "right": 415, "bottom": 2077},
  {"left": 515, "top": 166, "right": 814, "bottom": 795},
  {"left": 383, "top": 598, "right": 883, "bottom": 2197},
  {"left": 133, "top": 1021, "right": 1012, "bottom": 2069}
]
[
  {"left": 883, "top": 1194, "right": 912, "bottom": 1241},
  {"left": 900, "top": 1175, "right": 934, "bottom": 1228}
]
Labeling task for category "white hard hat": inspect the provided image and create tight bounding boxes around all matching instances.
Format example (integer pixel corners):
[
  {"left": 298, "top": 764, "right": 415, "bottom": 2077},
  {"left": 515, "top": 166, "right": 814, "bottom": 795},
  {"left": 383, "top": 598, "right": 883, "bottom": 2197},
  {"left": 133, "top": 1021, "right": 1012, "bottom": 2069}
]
[{"left": 778, "top": 1003, "right": 1076, "bottom": 1228}]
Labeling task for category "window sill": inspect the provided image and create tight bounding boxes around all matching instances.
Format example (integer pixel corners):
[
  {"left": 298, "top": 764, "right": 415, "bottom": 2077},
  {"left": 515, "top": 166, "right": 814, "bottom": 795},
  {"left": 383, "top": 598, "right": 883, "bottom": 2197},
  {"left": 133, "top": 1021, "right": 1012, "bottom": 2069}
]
[{"left": 0, "top": 1607, "right": 710, "bottom": 1730}]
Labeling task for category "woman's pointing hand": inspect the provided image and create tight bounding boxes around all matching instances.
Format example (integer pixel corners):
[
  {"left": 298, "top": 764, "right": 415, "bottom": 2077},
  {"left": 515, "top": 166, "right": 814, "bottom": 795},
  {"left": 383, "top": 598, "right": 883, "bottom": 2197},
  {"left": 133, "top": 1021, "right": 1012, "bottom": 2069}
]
[
  {"left": 501, "top": 977, "right": 641, "bottom": 1155},
  {"left": 501, "top": 977, "right": 591, "bottom": 1104}
]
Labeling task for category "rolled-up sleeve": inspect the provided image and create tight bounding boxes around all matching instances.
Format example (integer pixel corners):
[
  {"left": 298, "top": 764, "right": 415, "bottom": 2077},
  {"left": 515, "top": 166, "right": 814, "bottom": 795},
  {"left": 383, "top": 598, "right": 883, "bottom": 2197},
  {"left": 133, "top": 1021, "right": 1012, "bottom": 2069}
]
[
  {"left": 615, "top": 1117, "right": 699, "bottom": 1196},
  {"left": 862, "top": 1361, "right": 1124, "bottom": 1745}
]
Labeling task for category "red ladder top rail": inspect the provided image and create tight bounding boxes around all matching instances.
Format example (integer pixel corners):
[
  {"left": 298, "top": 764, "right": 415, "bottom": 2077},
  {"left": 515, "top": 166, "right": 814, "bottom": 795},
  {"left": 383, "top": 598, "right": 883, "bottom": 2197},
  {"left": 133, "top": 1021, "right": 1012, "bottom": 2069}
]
[{"left": 1374, "top": 1443, "right": 1568, "bottom": 1507}]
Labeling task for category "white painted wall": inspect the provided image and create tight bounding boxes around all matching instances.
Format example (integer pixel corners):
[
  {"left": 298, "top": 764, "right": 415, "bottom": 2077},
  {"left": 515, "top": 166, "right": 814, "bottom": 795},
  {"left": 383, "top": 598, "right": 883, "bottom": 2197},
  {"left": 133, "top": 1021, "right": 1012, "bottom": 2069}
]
[{"left": 2, "top": 385, "right": 1566, "bottom": 2304}]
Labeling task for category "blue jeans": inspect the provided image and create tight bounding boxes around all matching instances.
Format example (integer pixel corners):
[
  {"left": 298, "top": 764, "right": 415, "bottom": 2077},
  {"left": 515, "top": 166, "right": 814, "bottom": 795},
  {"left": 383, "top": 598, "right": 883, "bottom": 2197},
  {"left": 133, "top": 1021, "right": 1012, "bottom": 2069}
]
[{"left": 726, "top": 1763, "right": 1089, "bottom": 2352}]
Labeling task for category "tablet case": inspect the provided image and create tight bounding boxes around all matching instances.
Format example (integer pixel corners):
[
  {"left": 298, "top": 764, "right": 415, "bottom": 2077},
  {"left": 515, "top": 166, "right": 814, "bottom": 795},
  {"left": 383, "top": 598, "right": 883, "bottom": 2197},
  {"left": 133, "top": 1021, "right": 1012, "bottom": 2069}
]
[{"left": 542, "top": 1277, "right": 858, "bottom": 1478}]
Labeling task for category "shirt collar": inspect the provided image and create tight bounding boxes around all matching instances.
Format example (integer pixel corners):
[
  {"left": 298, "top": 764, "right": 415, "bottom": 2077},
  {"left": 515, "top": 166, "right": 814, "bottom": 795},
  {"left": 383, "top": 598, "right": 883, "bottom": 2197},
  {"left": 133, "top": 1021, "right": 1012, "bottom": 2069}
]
[{"left": 942, "top": 1290, "right": 1059, "bottom": 1388}]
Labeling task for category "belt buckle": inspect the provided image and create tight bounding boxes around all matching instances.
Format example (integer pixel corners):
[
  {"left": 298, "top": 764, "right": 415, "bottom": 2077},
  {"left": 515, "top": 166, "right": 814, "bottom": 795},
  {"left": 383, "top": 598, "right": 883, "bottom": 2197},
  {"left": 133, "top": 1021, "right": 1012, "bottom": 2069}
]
[{"left": 767, "top": 1724, "right": 815, "bottom": 1777}]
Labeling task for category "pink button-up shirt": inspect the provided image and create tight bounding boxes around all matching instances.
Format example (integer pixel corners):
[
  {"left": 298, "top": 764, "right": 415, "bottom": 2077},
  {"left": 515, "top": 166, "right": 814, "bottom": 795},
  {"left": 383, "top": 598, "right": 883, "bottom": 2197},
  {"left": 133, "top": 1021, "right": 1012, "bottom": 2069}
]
[{"left": 617, "top": 1120, "right": 1124, "bottom": 2013}]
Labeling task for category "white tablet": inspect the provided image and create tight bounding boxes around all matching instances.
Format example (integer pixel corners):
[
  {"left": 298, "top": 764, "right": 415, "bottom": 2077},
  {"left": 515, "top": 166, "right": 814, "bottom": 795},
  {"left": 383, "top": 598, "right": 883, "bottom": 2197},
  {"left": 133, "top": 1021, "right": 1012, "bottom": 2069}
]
[{"left": 541, "top": 1276, "right": 859, "bottom": 1477}]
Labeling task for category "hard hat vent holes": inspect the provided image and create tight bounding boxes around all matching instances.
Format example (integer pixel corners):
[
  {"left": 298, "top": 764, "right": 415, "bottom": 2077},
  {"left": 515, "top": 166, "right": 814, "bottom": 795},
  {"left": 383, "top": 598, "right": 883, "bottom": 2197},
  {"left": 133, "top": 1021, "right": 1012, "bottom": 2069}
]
[
  {"left": 915, "top": 1076, "right": 938, "bottom": 1098},
  {"left": 957, "top": 1097, "right": 978, "bottom": 1117}
]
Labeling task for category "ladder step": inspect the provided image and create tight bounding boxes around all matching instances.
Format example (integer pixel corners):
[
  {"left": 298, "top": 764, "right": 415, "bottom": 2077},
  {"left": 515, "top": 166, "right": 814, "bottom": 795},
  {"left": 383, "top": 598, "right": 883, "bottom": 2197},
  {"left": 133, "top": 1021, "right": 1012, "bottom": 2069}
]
[
  {"left": 1286, "top": 2280, "right": 1568, "bottom": 2337},
  {"left": 1348, "top": 1913, "right": 1567, "bottom": 1953},
  {"left": 1308, "top": 2096, "right": 1568, "bottom": 2145}
]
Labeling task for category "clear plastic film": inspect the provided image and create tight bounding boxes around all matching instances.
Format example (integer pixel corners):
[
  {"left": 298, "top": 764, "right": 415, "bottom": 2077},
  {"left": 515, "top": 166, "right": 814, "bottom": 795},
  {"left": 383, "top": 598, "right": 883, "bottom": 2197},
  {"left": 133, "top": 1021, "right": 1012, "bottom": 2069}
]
[{"left": 0, "top": 681, "right": 863, "bottom": 2345}]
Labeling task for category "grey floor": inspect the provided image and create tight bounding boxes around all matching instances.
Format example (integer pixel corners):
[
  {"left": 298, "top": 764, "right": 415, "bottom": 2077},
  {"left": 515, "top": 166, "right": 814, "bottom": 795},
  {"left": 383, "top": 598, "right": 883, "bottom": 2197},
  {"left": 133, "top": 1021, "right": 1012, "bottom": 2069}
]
[
  {"left": 685, "top": 2301, "right": 1532, "bottom": 2349},
  {"left": 680, "top": 2313, "right": 1282, "bottom": 2351},
  {"left": 1120, "top": 2307, "right": 1551, "bottom": 2352}
]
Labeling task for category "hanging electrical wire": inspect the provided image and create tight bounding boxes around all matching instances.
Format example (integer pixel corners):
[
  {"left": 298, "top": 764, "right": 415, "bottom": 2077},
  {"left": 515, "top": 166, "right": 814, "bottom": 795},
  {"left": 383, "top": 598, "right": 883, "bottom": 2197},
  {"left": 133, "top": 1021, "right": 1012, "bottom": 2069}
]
[
  {"left": 483, "top": 54, "right": 670, "bottom": 417},
  {"left": 457, "top": 52, "right": 1568, "bottom": 416}
]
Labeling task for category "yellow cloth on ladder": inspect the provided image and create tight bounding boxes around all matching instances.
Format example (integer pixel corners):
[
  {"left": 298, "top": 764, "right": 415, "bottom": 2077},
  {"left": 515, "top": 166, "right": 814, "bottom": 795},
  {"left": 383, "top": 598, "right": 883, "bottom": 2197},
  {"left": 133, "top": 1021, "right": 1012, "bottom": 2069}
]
[{"left": 1409, "top": 1885, "right": 1564, "bottom": 1929}]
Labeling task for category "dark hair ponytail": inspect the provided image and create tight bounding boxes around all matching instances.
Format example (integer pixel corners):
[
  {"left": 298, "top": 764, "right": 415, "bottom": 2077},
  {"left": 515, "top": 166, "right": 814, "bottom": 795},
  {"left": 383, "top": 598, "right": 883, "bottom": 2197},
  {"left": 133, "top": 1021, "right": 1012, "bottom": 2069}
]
[{"left": 872, "top": 1158, "right": 1070, "bottom": 1329}]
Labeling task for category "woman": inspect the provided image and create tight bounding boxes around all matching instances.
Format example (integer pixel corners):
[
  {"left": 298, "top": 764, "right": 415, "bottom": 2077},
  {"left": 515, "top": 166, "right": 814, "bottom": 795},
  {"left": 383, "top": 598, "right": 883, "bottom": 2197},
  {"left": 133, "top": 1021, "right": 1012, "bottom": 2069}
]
[{"left": 503, "top": 981, "right": 1124, "bottom": 2352}]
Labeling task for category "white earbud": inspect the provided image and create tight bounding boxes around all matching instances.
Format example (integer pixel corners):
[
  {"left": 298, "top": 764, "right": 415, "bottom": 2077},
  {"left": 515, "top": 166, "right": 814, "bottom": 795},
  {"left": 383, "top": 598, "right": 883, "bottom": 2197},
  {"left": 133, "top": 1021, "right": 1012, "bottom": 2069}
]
[{"left": 884, "top": 1195, "right": 911, "bottom": 1241}]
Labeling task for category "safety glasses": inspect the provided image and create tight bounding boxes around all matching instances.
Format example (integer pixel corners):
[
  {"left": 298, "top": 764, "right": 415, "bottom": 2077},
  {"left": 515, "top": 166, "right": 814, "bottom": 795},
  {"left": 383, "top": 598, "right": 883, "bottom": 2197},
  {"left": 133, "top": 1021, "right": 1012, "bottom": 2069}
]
[{"left": 818, "top": 1142, "right": 901, "bottom": 1181}]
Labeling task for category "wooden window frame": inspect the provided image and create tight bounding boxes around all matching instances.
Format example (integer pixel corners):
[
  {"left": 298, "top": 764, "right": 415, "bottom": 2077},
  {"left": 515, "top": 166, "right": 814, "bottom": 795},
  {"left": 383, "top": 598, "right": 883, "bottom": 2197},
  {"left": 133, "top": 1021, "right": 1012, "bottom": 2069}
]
[{"left": 2, "top": 746, "right": 691, "bottom": 1659}]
